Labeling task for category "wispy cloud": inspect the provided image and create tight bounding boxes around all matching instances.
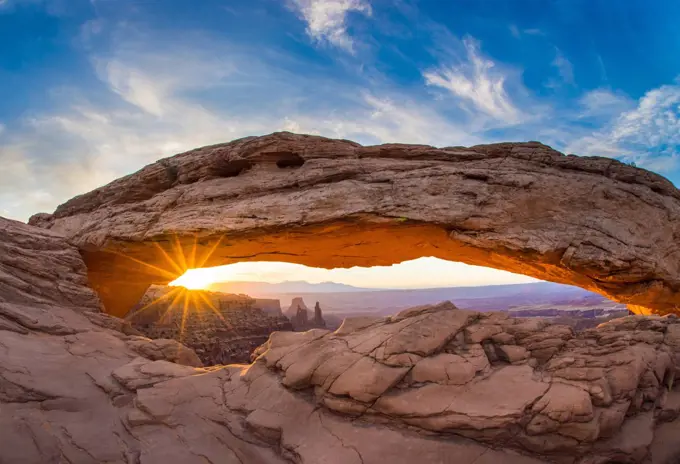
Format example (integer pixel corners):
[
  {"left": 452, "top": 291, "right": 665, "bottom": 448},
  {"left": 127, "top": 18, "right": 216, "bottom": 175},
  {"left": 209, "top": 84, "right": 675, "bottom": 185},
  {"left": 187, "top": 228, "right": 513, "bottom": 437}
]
[
  {"left": 423, "top": 38, "right": 524, "bottom": 125},
  {"left": 566, "top": 82, "right": 680, "bottom": 171},
  {"left": 508, "top": 25, "right": 544, "bottom": 39},
  {"left": 595, "top": 54, "right": 608, "bottom": 82},
  {"left": 578, "top": 88, "right": 634, "bottom": 118},
  {"left": 0, "top": 30, "right": 484, "bottom": 221},
  {"left": 551, "top": 48, "right": 575, "bottom": 86},
  {"left": 282, "top": 93, "right": 483, "bottom": 147},
  {"left": 287, "top": 0, "right": 371, "bottom": 52},
  {"left": 3, "top": 1, "right": 679, "bottom": 224}
]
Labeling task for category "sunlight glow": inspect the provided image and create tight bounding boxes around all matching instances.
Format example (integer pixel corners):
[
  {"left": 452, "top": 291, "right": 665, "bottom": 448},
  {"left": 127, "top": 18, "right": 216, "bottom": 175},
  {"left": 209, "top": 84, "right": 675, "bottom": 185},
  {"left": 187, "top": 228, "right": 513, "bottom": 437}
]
[
  {"left": 168, "top": 257, "right": 538, "bottom": 290},
  {"left": 118, "top": 234, "right": 232, "bottom": 341},
  {"left": 118, "top": 234, "right": 536, "bottom": 342},
  {"left": 127, "top": 286, "right": 229, "bottom": 342},
  {"left": 170, "top": 271, "right": 212, "bottom": 290}
]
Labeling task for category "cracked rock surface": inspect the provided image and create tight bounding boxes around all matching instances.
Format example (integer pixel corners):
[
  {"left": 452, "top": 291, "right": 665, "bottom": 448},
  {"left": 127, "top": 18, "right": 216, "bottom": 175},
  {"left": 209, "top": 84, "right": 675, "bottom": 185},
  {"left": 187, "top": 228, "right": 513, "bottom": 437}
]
[
  {"left": 28, "top": 132, "right": 680, "bottom": 317},
  {"left": 251, "top": 301, "right": 680, "bottom": 463}
]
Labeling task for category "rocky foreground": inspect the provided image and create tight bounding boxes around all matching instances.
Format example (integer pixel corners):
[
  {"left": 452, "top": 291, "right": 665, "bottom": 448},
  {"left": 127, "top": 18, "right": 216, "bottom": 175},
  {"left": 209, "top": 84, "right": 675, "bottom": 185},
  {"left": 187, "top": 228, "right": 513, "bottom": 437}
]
[{"left": 3, "top": 215, "right": 680, "bottom": 463}]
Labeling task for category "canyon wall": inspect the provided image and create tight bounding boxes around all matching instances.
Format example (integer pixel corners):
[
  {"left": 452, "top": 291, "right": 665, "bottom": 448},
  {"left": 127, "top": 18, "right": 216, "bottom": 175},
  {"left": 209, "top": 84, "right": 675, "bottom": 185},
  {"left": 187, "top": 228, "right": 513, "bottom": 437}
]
[{"left": 128, "top": 285, "right": 292, "bottom": 365}]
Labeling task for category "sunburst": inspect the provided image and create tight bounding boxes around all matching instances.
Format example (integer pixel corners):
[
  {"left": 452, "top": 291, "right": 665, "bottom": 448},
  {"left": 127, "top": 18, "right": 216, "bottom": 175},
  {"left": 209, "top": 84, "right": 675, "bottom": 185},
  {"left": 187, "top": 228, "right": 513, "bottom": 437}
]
[{"left": 120, "top": 233, "right": 231, "bottom": 340}]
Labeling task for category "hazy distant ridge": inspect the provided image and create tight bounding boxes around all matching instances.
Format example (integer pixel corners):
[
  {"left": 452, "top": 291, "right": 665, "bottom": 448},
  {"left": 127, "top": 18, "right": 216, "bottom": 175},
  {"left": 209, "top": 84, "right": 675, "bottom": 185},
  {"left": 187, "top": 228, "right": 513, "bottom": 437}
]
[
  {"left": 210, "top": 280, "right": 368, "bottom": 294},
  {"left": 209, "top": 281, "right": 623, "bottom": 315}
]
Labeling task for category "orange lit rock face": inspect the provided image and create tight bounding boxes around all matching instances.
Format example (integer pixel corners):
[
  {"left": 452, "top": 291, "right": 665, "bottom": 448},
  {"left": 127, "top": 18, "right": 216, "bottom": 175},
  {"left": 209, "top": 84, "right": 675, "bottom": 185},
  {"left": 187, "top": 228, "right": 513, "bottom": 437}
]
[{"left": 30, "top": 132, "right": 680, "bottom": 317}]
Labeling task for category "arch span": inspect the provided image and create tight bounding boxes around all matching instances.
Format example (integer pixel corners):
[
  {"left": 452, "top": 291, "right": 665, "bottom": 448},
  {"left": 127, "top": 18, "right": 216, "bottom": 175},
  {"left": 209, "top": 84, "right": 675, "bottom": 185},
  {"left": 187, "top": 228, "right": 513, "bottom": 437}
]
[{"left": 29, "top": 132, "right": 680, "bottom": 318}]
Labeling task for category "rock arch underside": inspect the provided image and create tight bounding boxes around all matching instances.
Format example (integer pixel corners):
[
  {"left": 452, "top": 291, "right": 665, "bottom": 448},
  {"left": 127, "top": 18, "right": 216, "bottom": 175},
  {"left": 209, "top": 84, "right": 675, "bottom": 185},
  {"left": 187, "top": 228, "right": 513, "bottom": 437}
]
[{"left": 3, "top": 132, "right": 680, "bottom": 463}]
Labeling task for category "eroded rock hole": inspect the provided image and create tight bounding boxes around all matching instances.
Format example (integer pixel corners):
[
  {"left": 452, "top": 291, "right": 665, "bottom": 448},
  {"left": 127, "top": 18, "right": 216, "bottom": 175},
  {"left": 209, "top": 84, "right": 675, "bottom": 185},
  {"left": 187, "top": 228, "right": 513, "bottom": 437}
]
[
  {"left": 275, "top": 152, "right": 305, "bottom": 168},
  {"left": 211, "top": 158, "right": 254, "bottom": 178}
]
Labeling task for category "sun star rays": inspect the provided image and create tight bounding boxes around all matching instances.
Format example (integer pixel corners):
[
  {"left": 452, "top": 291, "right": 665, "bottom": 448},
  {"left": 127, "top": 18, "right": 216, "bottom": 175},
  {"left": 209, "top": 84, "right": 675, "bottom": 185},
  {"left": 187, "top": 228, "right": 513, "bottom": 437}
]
[{"left": 120, "top": 233, "right": 231, "bottom": 341}]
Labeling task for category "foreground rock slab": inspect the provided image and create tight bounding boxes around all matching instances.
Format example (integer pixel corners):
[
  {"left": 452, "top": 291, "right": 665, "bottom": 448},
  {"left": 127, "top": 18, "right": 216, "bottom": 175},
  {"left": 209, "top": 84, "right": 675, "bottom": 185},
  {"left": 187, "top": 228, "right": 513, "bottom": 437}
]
[
  {"left": 251, "top": 302, "right": 680, "bottom": 463},
  {"left": 28, "top": 132, "right": 680, "bottom": 317}
]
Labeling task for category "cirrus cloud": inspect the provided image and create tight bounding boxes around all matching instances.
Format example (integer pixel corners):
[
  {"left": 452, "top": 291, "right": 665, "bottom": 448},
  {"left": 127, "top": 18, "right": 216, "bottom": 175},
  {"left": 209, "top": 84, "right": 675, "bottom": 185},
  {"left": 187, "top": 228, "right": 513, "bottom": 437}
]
[
  {"left": 287, "top": 0, "right": 371, "bottom": 52},
  {"left": 423, "top": 38, "right": 525, "bottom": 126},
  {"left": 566, "top": 82, "right": 680, "bottom": 171}
]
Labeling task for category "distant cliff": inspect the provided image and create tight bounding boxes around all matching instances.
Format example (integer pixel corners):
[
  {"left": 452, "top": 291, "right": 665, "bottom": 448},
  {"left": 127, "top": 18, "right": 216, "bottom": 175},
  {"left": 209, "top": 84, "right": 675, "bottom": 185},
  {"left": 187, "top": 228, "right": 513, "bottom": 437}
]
[
  {"left": 253, "top": 298, "right": 283, "bottom": 316},
  {"left": 507, "top": 305, "right": 631, "bottom": 331},
  {"left": 127, "top": 285, "right": 292, "bottom": 364}
]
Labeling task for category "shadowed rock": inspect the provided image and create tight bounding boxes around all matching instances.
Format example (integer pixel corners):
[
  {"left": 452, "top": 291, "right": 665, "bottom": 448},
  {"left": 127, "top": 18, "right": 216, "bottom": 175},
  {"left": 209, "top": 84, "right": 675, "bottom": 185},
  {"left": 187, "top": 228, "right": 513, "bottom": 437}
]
[{"left": 313, "top": 301, "right": 326, "bottom": 327}]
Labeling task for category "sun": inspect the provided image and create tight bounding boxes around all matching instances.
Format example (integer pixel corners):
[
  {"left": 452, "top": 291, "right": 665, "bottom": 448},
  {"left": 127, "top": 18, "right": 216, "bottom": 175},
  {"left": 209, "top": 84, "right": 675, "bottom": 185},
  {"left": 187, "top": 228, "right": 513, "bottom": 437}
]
[{"left": 169, "top": 270, "right": 212, "bottom": 290}]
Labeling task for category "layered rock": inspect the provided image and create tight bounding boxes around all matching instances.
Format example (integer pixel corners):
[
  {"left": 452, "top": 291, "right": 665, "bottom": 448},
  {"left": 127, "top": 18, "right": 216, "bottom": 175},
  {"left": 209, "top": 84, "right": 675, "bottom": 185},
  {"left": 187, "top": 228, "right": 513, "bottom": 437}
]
[
  {"left": 128, "top": 285, "right": 292, "bottom": 365},
  {"left": 7, "top": 215, "right": 680, "bottom": 463},
  {"left": 509, "top": 306, "right": 632, "bottom": 331},
  {"left": 28, "top": 132, "right": 680, "bottom": 317},
  {"left": 254, "top": 298, "right": 284, "bottom": 317},
  {"left": 0, "top": 217, "right": 220, "bottom": 463},
  {"left": 291, "top": 304, "right": 308, "bottom": 329},
  {"left": 285, "top": 297, "right": 309, "bottom": 320}
]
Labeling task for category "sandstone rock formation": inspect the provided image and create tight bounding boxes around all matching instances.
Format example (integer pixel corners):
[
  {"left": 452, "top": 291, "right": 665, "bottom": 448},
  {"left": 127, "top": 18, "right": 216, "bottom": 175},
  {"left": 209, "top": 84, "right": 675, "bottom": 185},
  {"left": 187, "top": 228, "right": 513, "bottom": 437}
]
[
  {"left": 509, "top": 306, "right": 632, "bottom": 332},
  {"left": 127, "top": 285, "right": 292, "bottom": 365},
  {"left": 28, "top": 132, "right": 680, "bottom": 317},
  {"left": 313, "top": 301, "right": 326, "bottom": 327},
  {"left": 285, "top": 297, "right": 309, "bottom": 320},
  {"left": 291, "top": 305, "right": 308, "bottom": 329},
  {"left": 5, "top": 215, "right": 680, "bottom": 463},
  {"left": 286, "top": 297, "right": 327, "bottom": 331},
  {"left": 254, "top": 298, "right": 285, "bottom": 317}
]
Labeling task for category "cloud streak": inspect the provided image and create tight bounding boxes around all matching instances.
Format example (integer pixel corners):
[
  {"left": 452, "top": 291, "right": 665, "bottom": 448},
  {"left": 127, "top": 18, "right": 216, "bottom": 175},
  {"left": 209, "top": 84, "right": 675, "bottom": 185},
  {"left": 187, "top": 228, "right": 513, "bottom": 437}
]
[
  {"left": 552, "top": 48, "right": 575, "bottom": 86},
  {"left": 423, "top": 38, "right": 524, "bottom": 125},
  {"left": 566, "top": 83, "right": 680, "bottom": 171},
  {"left": 2, "top": 2, "right": 680, "bottom": 224},
  {"left": 0, "top": 31, "right": 484, "bottom": 221},
  {"left": 288, "top": 0, "right": 371, "bottom": 52},
  {"left": 578, "top": 88, "right": 634, "bottom": 118}
]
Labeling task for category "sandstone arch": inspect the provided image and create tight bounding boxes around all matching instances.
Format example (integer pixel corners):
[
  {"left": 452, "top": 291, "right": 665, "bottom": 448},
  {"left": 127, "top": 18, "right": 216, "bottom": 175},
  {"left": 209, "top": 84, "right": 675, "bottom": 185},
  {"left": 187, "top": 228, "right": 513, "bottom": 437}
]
[{"left": 30, "top": 132, "right": 680, "bottom": 318}]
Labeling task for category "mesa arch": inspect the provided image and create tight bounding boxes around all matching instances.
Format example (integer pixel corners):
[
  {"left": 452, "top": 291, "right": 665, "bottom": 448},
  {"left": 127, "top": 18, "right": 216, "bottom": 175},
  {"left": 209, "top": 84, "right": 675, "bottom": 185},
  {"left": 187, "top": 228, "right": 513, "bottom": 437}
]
[{"left": 29, "top": 132, "right": 680, "bottom": 318}]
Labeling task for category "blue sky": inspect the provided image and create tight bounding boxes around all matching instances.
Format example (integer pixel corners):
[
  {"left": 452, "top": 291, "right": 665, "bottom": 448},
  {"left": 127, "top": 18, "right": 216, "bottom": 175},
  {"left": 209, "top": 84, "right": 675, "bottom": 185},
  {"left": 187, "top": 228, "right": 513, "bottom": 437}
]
[
  {"left": 1, "top": 0, "right": 680, "bottom": 220},
  {"left": 1, "top": 0, "right": 679, "bottom": 287}
]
